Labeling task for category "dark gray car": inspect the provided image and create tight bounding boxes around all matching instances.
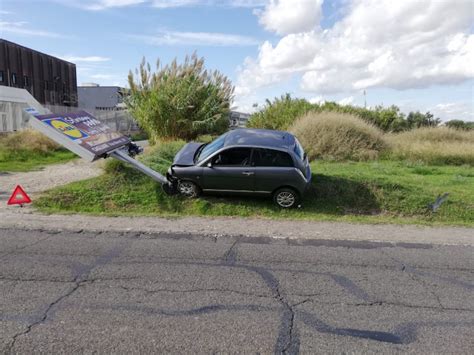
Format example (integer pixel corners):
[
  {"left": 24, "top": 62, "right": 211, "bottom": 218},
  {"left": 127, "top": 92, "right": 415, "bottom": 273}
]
[{"left": 166, "top": 128, "right": 312, "bottom": 208}]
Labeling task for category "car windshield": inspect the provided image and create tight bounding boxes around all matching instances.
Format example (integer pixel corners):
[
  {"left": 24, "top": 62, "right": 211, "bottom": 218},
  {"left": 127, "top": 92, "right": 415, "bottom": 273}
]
[{"left": 196, "top": 133, "right": 227, "bottom": 163}]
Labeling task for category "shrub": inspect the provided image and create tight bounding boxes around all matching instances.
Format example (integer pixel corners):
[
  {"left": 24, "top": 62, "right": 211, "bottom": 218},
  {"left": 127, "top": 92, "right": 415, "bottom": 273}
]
[
  {"left": 386, "top": 127, "right": 474, "bottom": 165},
  {"left": 289, "top": 111, "right": 388, "bottom": 161},
  {"left": 0, "top": 129, "right": 60, "bottom": 153},
  {"left": 248, "top": 94, "right": 443, "bottom": 133},
  {"left": 247, "top": 94, "right": 314, "bottom": 130},
  {"left": 126, "top": 53, "right": 233, "bottom": 142}
]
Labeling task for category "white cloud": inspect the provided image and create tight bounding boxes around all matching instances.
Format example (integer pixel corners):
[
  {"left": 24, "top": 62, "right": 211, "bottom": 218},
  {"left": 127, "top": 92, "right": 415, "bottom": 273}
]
[
  {"left": 338, "top": 96, "right": 354, "bottom": 106},
  {"left": 0, "top": 21, "right": 65, "bottom": 38},
  {"left": 90, "top": 74, "right": 116, "bottom": 79},
  {"left": 59, "top": 55, "right": 111, "bottom": 63},
  {"left": 256, "top": 0, "right": 323, "bottom": 35},
  {"left": 308, "top": 95, "right": 325, "bottom": 104},
  {"left": 131, "top": 30, "right": 259, "bottom": 46},
  {"left": 60, "top": 0, "right": 265, "bottom": 10},
  {"left": 82, "top": 0, "right": 146, "bottom": 10},
  {"left": 432, "top": 102, "right": 474, "bottom": 122},
  {"left": 151, "top": 0, "right": 199, "bottom": 8},
  {"left": 0, "top": 10, "right": 12, "bottom": 14},
  {"left": 236, "top": 0, "right": 474, "bottom": 101}
]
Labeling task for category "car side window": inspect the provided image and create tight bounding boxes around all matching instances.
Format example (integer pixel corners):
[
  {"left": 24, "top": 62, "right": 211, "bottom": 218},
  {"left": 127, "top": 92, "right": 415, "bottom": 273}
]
[
  {"left": 212, "top": 148, "right": 252, "bottom": 166},
  {"left": 252, "top": 148, "right": 294, "bottom": 167}
]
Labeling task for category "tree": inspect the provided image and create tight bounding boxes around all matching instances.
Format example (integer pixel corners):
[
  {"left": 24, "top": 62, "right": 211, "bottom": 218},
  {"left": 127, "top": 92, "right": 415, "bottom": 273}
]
[
  {"left": 126, "top": 53, "right": 234, "bottom": 142},
  {"left": 445, "top": 119, "right": 474, "bottom": 130},
  {"left": 406, "top": 111, "right": 441, "bottom": 129}
]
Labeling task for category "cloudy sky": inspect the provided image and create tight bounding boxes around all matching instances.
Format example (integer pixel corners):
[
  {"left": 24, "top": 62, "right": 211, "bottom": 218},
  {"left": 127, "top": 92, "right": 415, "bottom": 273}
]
[{"left": 1, "top": 0, "right": 473, "bottom": 121}]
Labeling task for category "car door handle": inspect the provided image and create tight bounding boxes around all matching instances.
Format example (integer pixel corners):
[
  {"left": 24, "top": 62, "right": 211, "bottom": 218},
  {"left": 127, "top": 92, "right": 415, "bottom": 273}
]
[{"left": 242, "top": 171, "right": 254, "bottom": 176}]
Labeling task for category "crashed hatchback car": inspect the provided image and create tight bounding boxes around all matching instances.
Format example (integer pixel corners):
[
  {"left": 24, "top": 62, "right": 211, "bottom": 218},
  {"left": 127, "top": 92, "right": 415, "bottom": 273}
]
[{"left": 167, "top": 128, "right": 311, "bottom": 208}]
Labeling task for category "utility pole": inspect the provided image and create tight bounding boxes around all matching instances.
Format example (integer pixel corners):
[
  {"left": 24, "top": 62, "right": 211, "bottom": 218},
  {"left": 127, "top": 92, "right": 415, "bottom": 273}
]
[{"left": 363, "top": 90, "right": 367, "bottom": 109}]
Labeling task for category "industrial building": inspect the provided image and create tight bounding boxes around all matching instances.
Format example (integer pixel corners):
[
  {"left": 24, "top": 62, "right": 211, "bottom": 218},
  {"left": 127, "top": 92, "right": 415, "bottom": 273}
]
[
  {"left": 78, "top": 84, "right": 126, "bottom": 111},
  {"left": 229, "top": 111, "right": 250, "bottom": 128},
  {"left": 0, "top": 39, "right": 78, "bottom": 107}
]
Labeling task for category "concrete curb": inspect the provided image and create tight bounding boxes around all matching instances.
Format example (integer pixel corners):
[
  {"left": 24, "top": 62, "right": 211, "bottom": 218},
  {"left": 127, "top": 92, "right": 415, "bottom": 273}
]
[
  {"left": 0, "top": 226, "right": 442, "bottom": 250},
  {"left": 1, "top": 208, "right": 473, "bottom": 246}
]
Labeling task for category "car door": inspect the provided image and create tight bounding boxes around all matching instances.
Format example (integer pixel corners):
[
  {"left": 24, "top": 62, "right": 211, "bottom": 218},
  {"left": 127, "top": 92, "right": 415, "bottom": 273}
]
[
  {"left": 202, "top": 147, "right": 255, "bottom": 192},
  {"left": 252, "top": 148, "right": 296, "bottom": 193}
]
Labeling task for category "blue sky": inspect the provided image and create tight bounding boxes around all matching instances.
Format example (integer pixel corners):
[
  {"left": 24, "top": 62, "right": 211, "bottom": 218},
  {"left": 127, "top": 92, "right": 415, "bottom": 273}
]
[{"left": 1, "top": 0, "right": 473, "bottom": 121}]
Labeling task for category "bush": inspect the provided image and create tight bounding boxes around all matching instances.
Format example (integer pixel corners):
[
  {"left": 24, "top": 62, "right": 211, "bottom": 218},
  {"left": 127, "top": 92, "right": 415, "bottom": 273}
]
[
  {"left": 386, "top": 127, "right": 474, "bottom": 165},
  {"left": 247, "top": 94, "right": 314, "bottom": 130},
  {"left": 289, "top": 111, "right": 388, "bottom": 161},
  {"left": 126, "top": 53, "right": 233, "bottom": 142},
  {"left": 247, "top": 94, "right": 444, "bottom": 133},
  {"left": 0, "top": 129, "right": 60, "bottom": 153}
]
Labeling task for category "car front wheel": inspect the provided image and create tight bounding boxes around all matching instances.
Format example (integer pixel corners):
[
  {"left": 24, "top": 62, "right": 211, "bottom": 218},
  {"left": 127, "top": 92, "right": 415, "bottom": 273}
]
[
  {"left": 273, "top": 188, "right": 299, "bottom": 208},
  {"left": 177, "top": 180, "right": 201, "bottom": 198}
]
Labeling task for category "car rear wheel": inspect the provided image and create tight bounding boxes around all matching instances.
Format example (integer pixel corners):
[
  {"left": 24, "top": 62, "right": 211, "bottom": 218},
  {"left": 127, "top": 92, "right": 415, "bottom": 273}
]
[
  {"left": 273, "top": 188, "right": 299, "bottom": 208},
  {"left": 177, "top": 180, "right": 201, "bottom": 198}
]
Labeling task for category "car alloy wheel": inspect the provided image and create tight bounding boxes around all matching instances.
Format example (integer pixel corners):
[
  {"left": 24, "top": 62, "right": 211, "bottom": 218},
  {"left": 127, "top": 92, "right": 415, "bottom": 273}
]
[
  {"left": 178, "top": 181, "right": 200, "bottom": 198},
  {"left": 274, "top": 188, "right": 299, "bottom": 208}
]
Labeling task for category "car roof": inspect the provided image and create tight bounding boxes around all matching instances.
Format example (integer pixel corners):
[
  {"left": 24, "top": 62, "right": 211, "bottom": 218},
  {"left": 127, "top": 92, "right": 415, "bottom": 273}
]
[{"left": 223, "top": 128, "right": 295, "bottom": 150}]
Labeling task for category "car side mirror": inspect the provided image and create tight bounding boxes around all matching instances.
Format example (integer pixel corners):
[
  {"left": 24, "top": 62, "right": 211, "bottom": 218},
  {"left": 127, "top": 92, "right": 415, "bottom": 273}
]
[{"left": 207, "top": 162, "right": 213, "bottom": 168}]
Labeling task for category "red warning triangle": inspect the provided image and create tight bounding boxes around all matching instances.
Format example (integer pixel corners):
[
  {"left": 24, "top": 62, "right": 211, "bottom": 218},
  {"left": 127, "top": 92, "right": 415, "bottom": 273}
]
[{"left": 7, "top": 185, "right": 32, "bottom": 206}]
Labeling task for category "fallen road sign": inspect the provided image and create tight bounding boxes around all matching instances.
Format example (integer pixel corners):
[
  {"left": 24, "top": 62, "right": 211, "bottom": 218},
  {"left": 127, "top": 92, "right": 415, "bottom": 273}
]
[
  {"left": 25, "top": 108, "right": 171, "bottom": 187},
  {"left": 26, "top": 109, "right": 131, "bottom": 162},
  {"left": 7, "top": 185, "right": 32, "bottom": 206}
]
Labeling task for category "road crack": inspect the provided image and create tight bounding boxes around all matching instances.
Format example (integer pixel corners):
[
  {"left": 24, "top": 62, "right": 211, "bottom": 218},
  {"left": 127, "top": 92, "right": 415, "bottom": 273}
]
[
  {"left": 5, "top": 242, "right": 129, "bottom": 353},
  {"left": 116, "top": 285, "right": 273, "bottom": 299}
]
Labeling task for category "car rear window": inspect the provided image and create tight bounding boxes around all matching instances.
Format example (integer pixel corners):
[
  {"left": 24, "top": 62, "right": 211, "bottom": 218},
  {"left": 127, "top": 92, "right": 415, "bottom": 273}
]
[
  {"left": 252, "top": 148, "right": 294, "bottom": 167},
  {"left": 294, "top": 138, "right": 305, "bottom": 161}
]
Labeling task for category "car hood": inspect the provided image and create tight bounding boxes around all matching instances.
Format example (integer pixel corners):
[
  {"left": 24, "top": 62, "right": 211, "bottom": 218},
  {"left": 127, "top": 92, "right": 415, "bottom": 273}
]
[{"left": 172, "top": 142, "right": 203, "bottom": 166}]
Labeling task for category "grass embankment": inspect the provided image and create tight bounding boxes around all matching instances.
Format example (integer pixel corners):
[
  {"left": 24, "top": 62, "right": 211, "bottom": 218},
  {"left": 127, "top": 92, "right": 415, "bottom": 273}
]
[
  {"left": 36, "top": 141, "right": 474, "bottom": 226},
  {"left": 0, "top": 130, "right": 76, "bottom": 172}
]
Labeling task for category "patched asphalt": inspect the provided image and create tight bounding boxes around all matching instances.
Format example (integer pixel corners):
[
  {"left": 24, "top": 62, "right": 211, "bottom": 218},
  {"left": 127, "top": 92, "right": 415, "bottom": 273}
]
[{"left": 0, "top": 228, "right": 473, "bottom": 353}]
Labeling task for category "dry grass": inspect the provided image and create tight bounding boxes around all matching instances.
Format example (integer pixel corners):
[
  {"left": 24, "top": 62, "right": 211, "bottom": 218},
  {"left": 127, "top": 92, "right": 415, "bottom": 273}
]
[
  {"left": 289, "top": 111, "right": 387, "bottom": 161},
  {"left": 386, "top": 127, "right": 474, "bottom": 165},
  {"left": 0, "top": 129, "right": 60, "bottom": 153}
]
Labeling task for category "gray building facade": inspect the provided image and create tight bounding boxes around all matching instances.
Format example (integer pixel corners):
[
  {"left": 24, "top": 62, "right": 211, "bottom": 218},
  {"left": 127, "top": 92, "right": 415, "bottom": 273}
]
[{"left": 78, "top": 84, "right": 126, "bottom": 111}]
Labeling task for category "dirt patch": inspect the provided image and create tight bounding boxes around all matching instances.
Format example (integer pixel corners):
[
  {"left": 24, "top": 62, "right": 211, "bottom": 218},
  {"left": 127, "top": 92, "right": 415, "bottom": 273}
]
[{"left": 0, "top": 159, "right": 102, "bottom": 206}]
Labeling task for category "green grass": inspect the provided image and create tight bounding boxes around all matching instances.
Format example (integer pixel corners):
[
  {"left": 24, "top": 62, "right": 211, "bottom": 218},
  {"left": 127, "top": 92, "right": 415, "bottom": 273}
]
[
  {"left": 0, "top": 149, "right": 77, "bottom": 172},
  {"left": 35, "top": 158, "right": 474, "bottom": 226}
]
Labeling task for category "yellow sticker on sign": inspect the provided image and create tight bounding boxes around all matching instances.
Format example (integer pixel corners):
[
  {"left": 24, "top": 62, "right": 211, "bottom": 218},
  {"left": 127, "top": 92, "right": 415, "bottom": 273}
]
[{"left": 48, "top": 119, "right": 88, "bottom": 140}]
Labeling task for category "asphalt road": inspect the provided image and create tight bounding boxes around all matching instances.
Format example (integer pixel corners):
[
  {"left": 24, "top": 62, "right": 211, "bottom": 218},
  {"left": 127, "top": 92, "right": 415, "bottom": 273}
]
[{"left": 1, "top": 228, "right": 473, "bottom": 354}]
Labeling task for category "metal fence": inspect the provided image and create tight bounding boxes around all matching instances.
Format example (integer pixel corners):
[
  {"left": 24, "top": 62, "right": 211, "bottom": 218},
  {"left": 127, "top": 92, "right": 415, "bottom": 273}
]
[
  {"left": 0, "top": 101, "right": 32, "bottom": 132},
  {"left": 0, "top": 100, "right": 248, "bottom": 134},
  {"left": 45, "top": 105, "right": 140, "bottom": 133}
]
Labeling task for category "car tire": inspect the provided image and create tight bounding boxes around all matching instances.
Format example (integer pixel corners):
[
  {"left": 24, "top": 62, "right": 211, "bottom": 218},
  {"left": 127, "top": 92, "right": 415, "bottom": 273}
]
[
  {"left": 273, "top": 188, "right": 299, "bottom": 209},
  {"left": 177, "top": 180, "right": 201, "bottom": 198}
]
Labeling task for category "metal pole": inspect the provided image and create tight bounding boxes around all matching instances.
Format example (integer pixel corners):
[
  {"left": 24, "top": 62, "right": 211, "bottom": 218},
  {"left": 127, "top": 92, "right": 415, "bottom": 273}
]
[{"left": 109, "top": 149, "right": 169, "bottom": 185}]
